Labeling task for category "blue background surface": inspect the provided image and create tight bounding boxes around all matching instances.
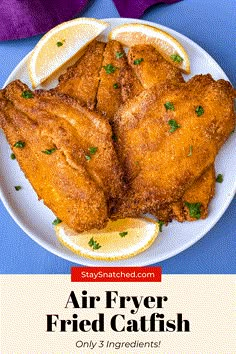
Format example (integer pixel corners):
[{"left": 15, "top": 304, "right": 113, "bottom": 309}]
[{"left": 0, "top": 0, "right": 235, "bottom": 274}]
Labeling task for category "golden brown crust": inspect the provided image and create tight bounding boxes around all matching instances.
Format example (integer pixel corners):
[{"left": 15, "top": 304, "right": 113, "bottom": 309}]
[
  {"left": 112, "top": 74, "right": 235, "bottom": 219},
  {"left": 56, "top": 40, "right": 106, "bottom": 110},
  {"left": 0, "top": 80, "right": 124, "bottom": 232},
  {"left": 154, "top": 165, "right": 216, "bottom": 222},
  {"left": 128, "top": 44, "right": 185, "bottom": 89},
  {"left": 96, "top": 40, "right": 127, "bottom": 122}
]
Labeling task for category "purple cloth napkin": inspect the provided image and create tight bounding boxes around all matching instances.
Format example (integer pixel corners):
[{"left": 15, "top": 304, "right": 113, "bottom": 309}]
[
  {"left": 0, "top": 0, "right": 181, "bottom": 41},
  {"left": 0, "top": 0, "right": 89, "bottom": 40},
  {"left": 113, "top": 0, "right": 181, "bottom": 19}
]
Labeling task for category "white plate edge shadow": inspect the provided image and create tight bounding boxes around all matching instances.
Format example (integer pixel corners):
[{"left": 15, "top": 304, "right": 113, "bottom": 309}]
[{"left": 0, "top": 17, "right": 235, "bottom": 266}]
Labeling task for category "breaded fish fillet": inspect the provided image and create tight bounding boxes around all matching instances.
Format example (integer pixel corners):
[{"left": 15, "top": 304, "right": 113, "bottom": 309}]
[
  {"left": 155, "top": 165, "right": 216, "bottom": 222},
  {"left": 128, "top": 44, "right": 184, "bottom": 89},
  {"left": 96, "top": 40, "right": 127, "bottom": 122},
  {"left": 56, "top": 40, "right": 106, "bottom": 109},
  {"left": 126, "top": 45, "right": 216, "bottom": 222},
  {"left": 112, "top": 74, "right": 235, "bottom": 218},
  {"left": 0, "top": 80, "right": 124, "bottom": 232}
]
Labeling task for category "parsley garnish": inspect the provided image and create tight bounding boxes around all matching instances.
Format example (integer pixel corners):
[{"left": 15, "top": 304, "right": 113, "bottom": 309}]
[
  {"left": 164, "top": 101, "right": 175, "bottom": 111},
  {"left": 42, "top": 148, "right": 57, "bottom": 155},
  {"left": 158, "top": 220, "right": 165, "bottom": 232},
  {"left": 116, "top": 51, "right": 124, "bottom": 59},
  {"left": 88, "top": 237, "right": 101, "bottom": 250},
  {"left": 170, "top": 54, "right": 183, "bottom": 63},
  {"left": 21, "top": 90, "right": 34, "bottom": 99},
  {"left": 14, "top": 141, "right": 25, "bottom": 148},
  {"left": 103, "top": 64, "right": 116, "bottom": 74},
  {"left": 112, "top": 134, "right": 117, "bottom": 142},
  {"left": 56, "top": 41, "right": 63, "bottom": 47},
  {"left": 184, "top": 202, "right": 202, "bottom": 219},
  {"left": 187, "top": 145, "right": 193, "bottom": 157},
  {"left": 113, "top": 83, "right": 119, "bottom": 89},
  {"left": 52, "top": 217, "right": 62, "bottom": 225},
  {"left": 119, "top": 231, "right": 128, "bottom": 237},
  {"left": 216, "top": 174, "right": 223, "bottom": 183},
  {"left": 89, "top": 147, "right": 98, "bottom": 155},
  {"left": 85, "top": 147, "right": 98, "bottom": 161},
  {"left": 168, "top": 119, "right": 181, "bottom": 133},
  {"left": 14, "top": 185, "right": 22, "bottom": 191},
  {"left": 133, "top": 58, "right": 144, "bottom": 65},
  {"left": 195, "top": 106, "right": 204, "bottom": 116},
  {"left": 10, "top": 153, "right": 16, "bottom": 160}
]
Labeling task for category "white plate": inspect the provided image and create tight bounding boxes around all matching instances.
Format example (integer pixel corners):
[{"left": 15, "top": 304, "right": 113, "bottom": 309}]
[{"left": 1, "top": 18, "right": 235, "bottom": 266}]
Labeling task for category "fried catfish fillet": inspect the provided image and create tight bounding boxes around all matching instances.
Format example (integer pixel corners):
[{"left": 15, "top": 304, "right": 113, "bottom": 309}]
[
  {"left": 112, "top": 74, "right": 235, "bottom": 218},
  {"left": 128, "top": 44, "right": 185, "bottom": 89},
  {"left": 96, "top": 40, "right": 128, "bottom": 122},
  {"left": 127, "top": 45, "right": 216, "bottom": 222},
  {"left": 0, "top": 80, "right": 124, "bottom": 232},
  {"left": 155, "top": 165, "right": 216, "bottom": 222},
  {"left": 56, "top": 40, "right": 106, "bottom": 109}
]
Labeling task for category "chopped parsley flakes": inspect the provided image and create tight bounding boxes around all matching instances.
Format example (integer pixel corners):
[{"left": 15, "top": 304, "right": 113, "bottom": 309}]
[
  {"left": 187, "top": 145, "right": 193, "bottom": 157},
  {"left": 133, "top": 58, "right": 144, "bottom": 65},
  {"left": 89, "top": 147, "right": 98, "bottom": 155},
  {"left": 170, "top": 54, "right": 183, "bottom": 63},
  {"left": 10, "top": 153, "right": 16, "bottom": 160},
  {"left": 113, "top": 83, "right": 119, "bottom": 89},
  {"left": 168, "top": 119, "right": 181, "bottom": 133},
  {"left": 14, "top": 141, "right": 25, "bottom": 148},
  {"left": 85, "top": 155, "right": 91, "bottom": 161},
  {"left": 42, "top": 148, "right": 57, "bottom": 155},
  {"left": 157, "top": 220, "right": 165, "bottom": 232},
  {"left": 119, "top": 231, "right": 128, "bottom": 237},
  {"left": 195, "top": 106, "right": 204, "bottom": 116},
  {"left": 14, "top": 185, "right": 22, "bottom": 191},
  {"left": 56, "top": 41, "right": 63, "bottom": 47},
  {"left": 164, "top": 101, "right": 175, "bottom": 111},
  {"left": 103, "top": 64, "right": 116, "bottom": 74},
  {"left": 112, "top": 134, "right": 118, "bottom": 142},
  {"left": 21, "top": 90, "right": 34, "bottom": 99},
  {"left": 85, "top": 147, "right": 98, "bottom": 161},
  {"left": 116, "top": 51, "right": 124, "bottom": 59},
  {"left": 216, "top": 174, "right": 223, "bottom": 183},
  {"left": 184, "top": 202, "right": 202, "bottom": 219},
  {"left": 88, "top": 237, "right": 101, "bottom": 250},
  {"left": 52, "top": 217, "right": 62, "bottom": 225}
]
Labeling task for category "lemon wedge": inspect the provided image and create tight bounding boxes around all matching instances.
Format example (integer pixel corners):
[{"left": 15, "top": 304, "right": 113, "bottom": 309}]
[
  {"left": 55, "top": 218, "right": 159, "bottom": 261},
  {"left": 28, "top": 18, "right": 109, "bottom": 88},
  {"left": 109, "top": 23, "right": 190, "bottom": 74}
]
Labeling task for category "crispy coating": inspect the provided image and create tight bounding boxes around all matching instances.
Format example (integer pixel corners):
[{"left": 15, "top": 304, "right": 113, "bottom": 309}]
[
  {"left": 96, "top": 40, "right": 127, "bottom": 122},
  {"left": 126, "top": 45, "right": 216, "bottom": 222},
  {"left": 0, "top": 80, "right": 124, "bottom": 232},
  {"left": 56, "top": 40, "right": 106, "bottom": 109},
  {"left": 128, "top": 44, "right": 184, "bottom": 89},
  {"left": 118, "top": 63, "right": 143, "bottom": 102},
  {"left": 112, "top": 74, "right": 235, "bottom": 218},
  {"left": 155, "top": 165, "right": 216, "bottom": 222}
]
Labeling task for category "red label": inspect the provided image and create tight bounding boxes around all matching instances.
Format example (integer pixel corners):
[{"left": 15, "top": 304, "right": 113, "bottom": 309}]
[{"left": 71, "top": 267, "right": 162, "bottom": 282}]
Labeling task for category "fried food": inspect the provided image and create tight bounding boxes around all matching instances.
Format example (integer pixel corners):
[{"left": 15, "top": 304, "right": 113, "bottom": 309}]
[
  {"left": 128, "top": 44, "right": 184, "bottom": 89},
  {"left": 126, "top": 45, "right": 215, "bottom": 222},
  {"left": 56, "top": 40, "right": 106, "bottom": 109},
  {"left": 155, "top": 165, "right": 216, "bottom": 222},
  {"left": 0, "top": 80, "right": 124, "bottom": 232},
  {"left": 96, "top": 40, "right": 127, "bottom": 122},
  {"left": 112, "top": 74, "right": 235, "bottom": 218}
]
